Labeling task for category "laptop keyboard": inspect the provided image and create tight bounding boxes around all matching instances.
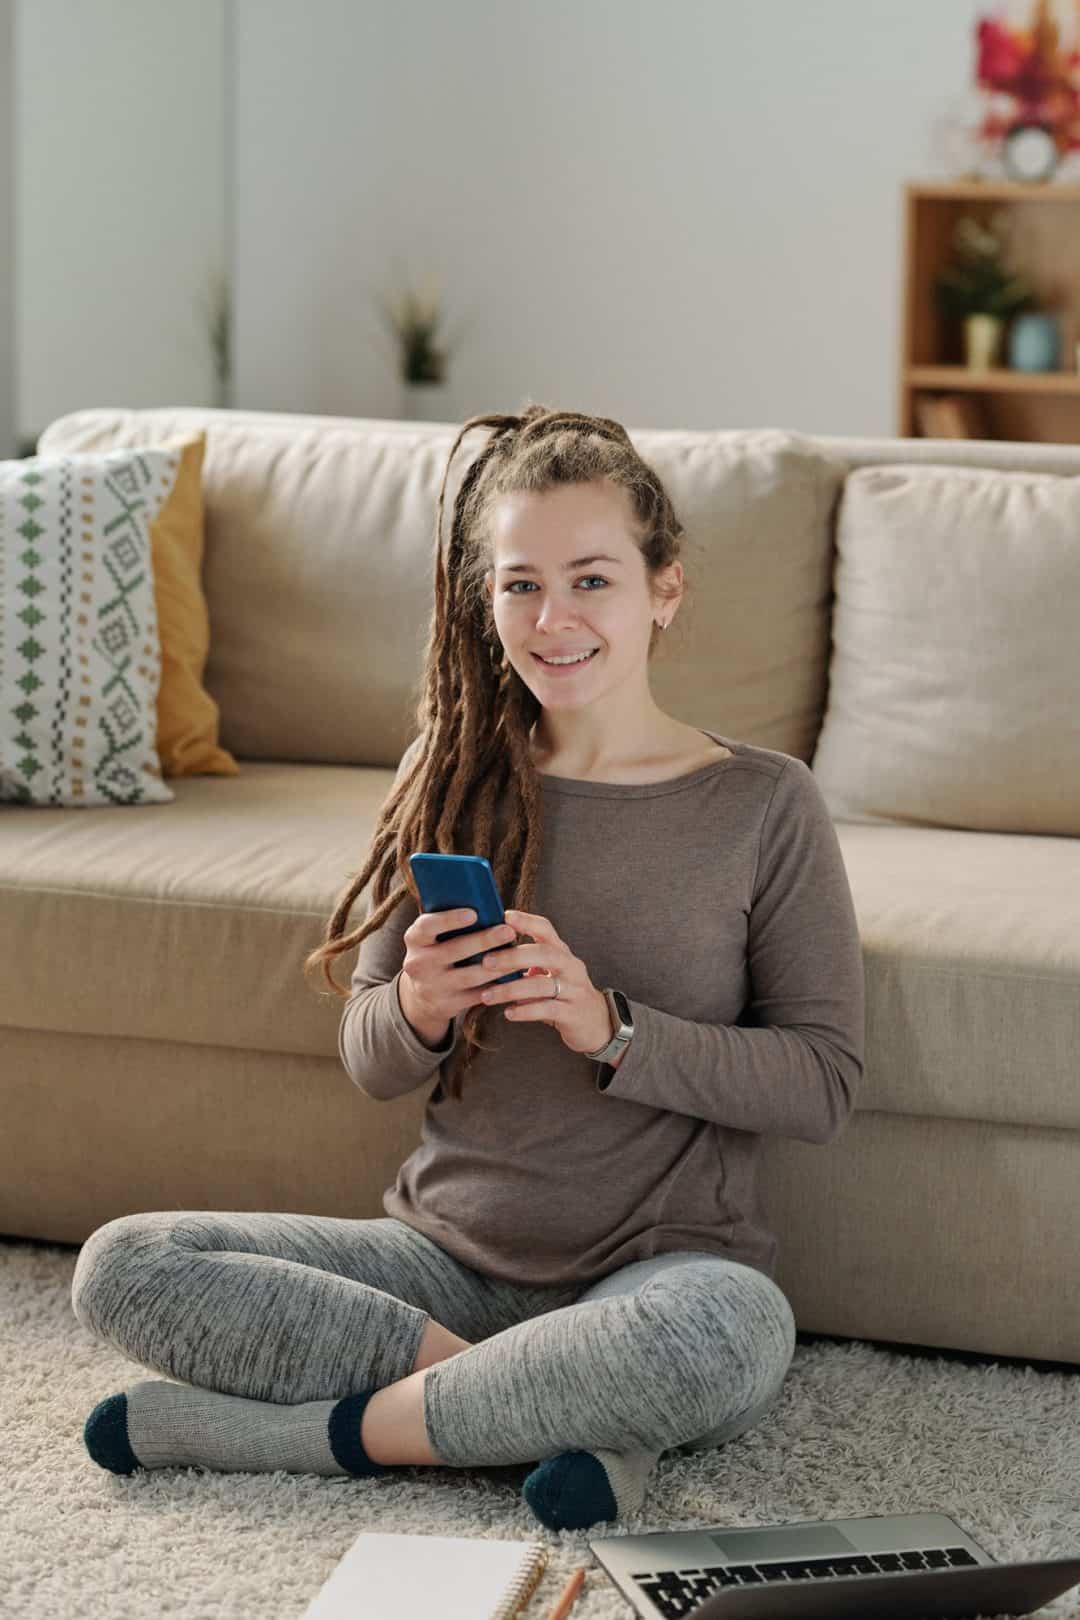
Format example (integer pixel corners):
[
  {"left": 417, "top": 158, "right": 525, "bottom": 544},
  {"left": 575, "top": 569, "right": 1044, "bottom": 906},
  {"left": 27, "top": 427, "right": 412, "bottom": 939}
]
[{"left": 632, "top": 1546, "right": 980, "bottom": 1618}]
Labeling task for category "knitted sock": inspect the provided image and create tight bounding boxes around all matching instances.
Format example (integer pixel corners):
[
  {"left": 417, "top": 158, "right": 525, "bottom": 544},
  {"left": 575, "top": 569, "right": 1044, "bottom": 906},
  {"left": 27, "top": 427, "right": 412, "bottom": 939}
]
[
  {"left": 522, "top": 1445, "right": 659, "bottom": 1531},
  {"left": 82, "top": 1379, "right": 395, "bottom": 1479}
]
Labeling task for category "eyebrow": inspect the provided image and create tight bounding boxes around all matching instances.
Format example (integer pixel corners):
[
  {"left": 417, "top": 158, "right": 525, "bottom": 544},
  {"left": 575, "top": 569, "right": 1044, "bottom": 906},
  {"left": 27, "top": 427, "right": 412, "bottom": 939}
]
[{"left": 497, "top": 553, "right": 624, "bottom": 575}]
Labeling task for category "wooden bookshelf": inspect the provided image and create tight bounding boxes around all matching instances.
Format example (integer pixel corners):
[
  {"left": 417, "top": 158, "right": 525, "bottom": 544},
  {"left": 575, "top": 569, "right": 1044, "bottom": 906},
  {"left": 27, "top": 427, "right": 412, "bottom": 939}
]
[{"left": 899, "top": 180, "right": 1080, "bottom": 442}]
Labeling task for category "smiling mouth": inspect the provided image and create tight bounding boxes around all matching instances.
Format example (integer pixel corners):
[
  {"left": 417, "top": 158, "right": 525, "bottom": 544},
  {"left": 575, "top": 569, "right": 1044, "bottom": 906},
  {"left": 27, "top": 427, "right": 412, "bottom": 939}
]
[{"left": 532, "top": 649, "right": 600, "bottom": 669}]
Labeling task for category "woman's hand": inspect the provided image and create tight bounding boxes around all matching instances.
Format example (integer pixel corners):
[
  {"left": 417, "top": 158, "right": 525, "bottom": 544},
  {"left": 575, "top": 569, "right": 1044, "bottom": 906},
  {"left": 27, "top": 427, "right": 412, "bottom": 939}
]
[{"left": 477, "top": 909, "right": 613, "bottom": 1056}]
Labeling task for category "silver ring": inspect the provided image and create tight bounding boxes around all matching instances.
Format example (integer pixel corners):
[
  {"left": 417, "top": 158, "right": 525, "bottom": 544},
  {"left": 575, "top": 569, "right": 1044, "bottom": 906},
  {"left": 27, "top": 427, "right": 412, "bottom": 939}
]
[{"left": 552, "top": 977, "right": 561, "bottom": 1000}]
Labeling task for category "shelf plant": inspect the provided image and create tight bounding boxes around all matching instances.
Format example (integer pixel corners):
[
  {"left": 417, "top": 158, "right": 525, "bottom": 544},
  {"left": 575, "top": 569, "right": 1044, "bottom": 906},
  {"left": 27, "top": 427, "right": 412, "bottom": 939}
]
[
  {"left": 933, "top": 212, "right": 1037, "bottom": 366},
  {"left": 933, "top": 214, "right": 1035, "bottom": 322}
]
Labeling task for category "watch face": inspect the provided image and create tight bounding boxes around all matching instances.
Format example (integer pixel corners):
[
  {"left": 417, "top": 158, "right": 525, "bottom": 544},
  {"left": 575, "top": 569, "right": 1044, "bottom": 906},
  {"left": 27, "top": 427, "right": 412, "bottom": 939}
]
[
  {"left": 1004, "top": 124, "right": 1059, "bottom": 182},
  {"left": 611, "top": 989, "right": 632, "bottom": 1027}
]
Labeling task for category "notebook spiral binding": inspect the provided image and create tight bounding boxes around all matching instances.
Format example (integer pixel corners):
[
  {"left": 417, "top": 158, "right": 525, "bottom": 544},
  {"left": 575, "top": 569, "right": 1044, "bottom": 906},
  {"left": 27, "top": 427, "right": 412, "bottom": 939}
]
[{"left": 491, "top": 1545, "right": 550, "bottom": 1620}]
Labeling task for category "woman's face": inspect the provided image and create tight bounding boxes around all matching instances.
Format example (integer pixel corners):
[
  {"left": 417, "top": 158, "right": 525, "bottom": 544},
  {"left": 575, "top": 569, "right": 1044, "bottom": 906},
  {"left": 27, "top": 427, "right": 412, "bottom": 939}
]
[{"left": 483, "top": 480, "right": 680, "bottom": 707}]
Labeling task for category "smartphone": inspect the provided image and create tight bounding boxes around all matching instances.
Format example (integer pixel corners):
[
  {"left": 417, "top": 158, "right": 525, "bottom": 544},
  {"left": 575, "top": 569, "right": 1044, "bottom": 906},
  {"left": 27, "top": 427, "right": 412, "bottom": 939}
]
[{"left": 407, "top": 853, "right": 526, "bottom": 986}]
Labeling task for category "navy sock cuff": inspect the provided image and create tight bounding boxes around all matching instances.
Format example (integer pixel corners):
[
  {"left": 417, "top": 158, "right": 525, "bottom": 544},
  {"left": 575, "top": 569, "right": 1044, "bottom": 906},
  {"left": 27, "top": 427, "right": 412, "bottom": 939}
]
[{"left": 327, "top": 1390, "right": 395, "bottom": 1478}]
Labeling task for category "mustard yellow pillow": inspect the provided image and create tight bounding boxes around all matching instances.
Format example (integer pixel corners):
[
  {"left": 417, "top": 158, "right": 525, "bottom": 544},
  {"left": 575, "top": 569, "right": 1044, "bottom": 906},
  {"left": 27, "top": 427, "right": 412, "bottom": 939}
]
[{"left": 152, "top": 433, "right": 238, "bottom": 777}]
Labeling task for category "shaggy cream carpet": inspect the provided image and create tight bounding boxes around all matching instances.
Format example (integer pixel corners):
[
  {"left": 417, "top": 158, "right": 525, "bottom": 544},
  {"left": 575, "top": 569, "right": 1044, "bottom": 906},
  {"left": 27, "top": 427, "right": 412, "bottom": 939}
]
[{"left": 3, "top": 1235, "right": 1078, "bottom": 1620}]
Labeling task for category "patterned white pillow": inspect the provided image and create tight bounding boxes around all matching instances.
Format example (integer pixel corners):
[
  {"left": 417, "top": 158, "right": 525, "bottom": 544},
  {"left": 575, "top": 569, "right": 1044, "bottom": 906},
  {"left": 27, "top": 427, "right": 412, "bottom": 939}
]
[{"left": 0, "top": 445, "right": 181, "bottom": 807}]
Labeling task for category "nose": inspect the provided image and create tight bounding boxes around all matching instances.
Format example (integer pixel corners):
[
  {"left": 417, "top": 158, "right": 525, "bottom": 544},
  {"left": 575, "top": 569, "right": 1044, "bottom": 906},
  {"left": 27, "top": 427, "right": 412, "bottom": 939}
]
[{"left": 534, "top": 594, "right": 584, "bottom": 631}]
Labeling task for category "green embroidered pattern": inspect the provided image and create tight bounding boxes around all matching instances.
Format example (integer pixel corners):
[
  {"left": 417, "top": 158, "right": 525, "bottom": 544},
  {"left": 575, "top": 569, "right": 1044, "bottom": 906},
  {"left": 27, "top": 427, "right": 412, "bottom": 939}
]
[{"left": 0, "top": 448, "right": 179, "bottom": 807}]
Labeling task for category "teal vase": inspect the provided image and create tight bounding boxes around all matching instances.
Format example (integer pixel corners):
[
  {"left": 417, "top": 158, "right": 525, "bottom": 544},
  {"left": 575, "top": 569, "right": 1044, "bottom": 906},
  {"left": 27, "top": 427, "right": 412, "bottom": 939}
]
[{"left": 1007, "top": 313, "right": 1060, "bottom": 372}]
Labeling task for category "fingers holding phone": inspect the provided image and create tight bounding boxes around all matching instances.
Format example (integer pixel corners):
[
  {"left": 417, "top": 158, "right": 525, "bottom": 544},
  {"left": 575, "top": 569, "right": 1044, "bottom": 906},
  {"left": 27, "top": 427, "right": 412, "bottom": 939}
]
[{"left": 400, "top": 907, "right": 520, "bottom": 1028}]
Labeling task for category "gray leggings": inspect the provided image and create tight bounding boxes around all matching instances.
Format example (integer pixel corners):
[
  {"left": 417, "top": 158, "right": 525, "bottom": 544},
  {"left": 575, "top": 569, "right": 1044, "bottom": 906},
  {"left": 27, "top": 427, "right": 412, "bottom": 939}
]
[{"left": 70, "top": 1211, "right": 797, "bottom": 1466}]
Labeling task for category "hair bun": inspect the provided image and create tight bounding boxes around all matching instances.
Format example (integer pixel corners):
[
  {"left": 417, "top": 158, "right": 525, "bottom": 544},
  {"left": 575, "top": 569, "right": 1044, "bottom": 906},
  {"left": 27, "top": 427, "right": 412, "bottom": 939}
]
[{"left": 515, "top": 405, "right": 632, "bottom": 448}]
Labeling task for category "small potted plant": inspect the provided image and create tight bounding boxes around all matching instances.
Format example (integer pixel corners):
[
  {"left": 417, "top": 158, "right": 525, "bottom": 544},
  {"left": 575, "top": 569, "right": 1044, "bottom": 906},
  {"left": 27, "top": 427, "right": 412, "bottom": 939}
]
[
  {"left": 933, "top": 213, "right": 1036, "bottom": 369},
  {"left": 196, "top": 267, "right": 231, "bottom": 409},
  {"left": 374, "top": 269, "right": 465, "bottom": 421}
]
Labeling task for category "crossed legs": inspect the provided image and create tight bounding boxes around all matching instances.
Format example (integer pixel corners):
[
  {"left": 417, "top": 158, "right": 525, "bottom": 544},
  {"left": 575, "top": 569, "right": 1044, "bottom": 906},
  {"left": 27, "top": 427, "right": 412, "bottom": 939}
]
[{"left": 72, "top": 1209, "right": 797, "bottom": 1517}]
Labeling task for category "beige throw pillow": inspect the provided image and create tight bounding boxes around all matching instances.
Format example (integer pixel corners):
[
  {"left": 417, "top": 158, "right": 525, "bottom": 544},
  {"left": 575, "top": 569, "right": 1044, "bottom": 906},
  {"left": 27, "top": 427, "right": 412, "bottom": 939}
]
[{"left": 811, "top": 463, "right": 1080, "bottom": 836}]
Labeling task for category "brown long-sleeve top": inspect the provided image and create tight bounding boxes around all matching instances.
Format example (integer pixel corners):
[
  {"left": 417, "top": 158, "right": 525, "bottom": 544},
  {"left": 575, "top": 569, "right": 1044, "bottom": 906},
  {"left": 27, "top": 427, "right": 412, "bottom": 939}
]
[{"left": 338, "top": 728, "right": 865, "bottom": 1287}]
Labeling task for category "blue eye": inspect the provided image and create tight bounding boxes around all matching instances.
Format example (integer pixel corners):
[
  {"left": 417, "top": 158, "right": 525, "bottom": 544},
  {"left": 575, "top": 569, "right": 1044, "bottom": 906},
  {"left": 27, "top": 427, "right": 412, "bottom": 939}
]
[{"left": 504, "top": 576, "right": 609, "bottom": 594}]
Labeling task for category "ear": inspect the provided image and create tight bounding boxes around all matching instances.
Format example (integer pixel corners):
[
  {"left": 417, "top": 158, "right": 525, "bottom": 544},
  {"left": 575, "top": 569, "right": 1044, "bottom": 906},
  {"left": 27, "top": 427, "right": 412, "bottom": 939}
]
[{"left": 654, "top": 559, "right": 684, "bottom": 609}]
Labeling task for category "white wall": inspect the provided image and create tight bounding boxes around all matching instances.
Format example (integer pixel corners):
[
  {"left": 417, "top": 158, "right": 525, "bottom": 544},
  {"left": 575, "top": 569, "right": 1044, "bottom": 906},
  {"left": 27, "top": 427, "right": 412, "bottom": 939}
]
[
  {"left": 0, "top": 0, "right": 13, "bottom": 457},
  {"left": 234, "top": 0, "right": 989, "bottom": 435},
  {"left": 14, "top": 0, "right": 227, "bottom": 446},
  {"left": 14, "top": 1, "right": 1041, "bottom": 440}
]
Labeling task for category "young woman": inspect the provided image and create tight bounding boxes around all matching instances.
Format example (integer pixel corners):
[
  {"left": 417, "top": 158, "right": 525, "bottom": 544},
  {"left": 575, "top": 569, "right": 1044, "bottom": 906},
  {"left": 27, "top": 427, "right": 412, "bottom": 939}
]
[{"left": 72, "top": 405, "right": 865, "bottom": 1532}]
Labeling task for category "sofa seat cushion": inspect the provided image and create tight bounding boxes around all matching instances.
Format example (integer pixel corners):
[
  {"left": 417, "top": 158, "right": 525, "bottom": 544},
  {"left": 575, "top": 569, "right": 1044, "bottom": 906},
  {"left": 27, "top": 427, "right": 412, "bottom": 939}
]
[
  {"left": 832, "top": 819, "right": 1080, "bottom": 1131},
  {"left": 2, "top": 770, "right": 1077, "bottom": 1132},
  {"left": 0, "top": 764, "right": 399, "bottom": 1060}
]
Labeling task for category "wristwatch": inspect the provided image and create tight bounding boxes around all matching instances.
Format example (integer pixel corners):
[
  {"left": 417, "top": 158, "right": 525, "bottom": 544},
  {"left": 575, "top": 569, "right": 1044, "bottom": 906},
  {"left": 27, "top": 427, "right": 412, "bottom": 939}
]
[{"left": 584, "top": 987, "right": 635, "bottom": 1063}]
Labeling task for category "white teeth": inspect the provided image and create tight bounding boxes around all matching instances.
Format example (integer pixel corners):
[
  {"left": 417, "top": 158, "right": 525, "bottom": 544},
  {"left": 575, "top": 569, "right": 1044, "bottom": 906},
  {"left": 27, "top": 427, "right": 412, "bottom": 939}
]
[{"left": 538, "top": 650, "right": 597, "bottom": 665}]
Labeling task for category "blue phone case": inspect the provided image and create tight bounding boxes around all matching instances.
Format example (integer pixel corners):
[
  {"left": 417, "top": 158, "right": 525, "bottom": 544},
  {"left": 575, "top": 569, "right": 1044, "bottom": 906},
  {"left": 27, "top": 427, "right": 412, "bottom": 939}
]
[{"left": 407, "top": 853, "right": 525, "bottom": 985}]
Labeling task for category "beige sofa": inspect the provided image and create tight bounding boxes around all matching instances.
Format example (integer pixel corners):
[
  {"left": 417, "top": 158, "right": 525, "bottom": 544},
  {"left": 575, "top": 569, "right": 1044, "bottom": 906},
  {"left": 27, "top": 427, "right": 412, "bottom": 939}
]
[{"left": 5, "top": 406, "right": 1078, "bottom": 1368}]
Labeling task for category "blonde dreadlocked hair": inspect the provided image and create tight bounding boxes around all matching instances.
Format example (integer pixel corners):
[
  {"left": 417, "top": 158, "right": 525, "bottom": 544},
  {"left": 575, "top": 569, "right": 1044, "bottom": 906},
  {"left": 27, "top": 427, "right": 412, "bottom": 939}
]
[{"left": 303, "top": 403, "right": 689, "bottom": 1102}]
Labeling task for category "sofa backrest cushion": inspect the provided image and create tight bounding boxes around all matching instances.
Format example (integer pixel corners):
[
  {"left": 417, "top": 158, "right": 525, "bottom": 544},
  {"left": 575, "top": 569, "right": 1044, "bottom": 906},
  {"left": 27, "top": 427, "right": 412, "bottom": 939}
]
[
  {"left": 37, "top": 409, "right": 845, "bottom": 768},
  {"left": 812, "top": 461, "right": 1080, "bottom": 836}
]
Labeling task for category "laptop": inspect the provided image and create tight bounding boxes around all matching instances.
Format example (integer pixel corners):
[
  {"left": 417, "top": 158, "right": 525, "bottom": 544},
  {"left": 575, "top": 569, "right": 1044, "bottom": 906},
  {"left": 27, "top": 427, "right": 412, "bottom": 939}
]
[{"left": 590, "top": 1510, "right": 1080, "bottom": 1619}]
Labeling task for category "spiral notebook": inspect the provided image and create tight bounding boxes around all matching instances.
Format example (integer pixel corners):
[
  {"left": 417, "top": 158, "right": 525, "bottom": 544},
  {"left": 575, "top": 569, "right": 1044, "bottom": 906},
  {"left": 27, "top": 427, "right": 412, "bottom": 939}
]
[{"left": 299, "top": 1531, "right": 549, "bottom": 1620}]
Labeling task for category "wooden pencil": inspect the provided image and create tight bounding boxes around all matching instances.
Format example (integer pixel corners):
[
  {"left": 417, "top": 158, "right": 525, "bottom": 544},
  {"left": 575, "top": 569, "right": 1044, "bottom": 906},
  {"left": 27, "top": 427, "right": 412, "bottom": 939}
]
[{"left": 544, "top": 1566, "right": 587, "bottom": 1620}]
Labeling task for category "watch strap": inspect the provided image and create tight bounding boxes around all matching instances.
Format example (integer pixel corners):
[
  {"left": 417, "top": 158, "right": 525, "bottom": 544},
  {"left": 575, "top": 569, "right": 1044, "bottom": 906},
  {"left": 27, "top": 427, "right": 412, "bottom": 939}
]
[{"left": 584, "top": 987, "right": 634, "bottom": 1063}]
